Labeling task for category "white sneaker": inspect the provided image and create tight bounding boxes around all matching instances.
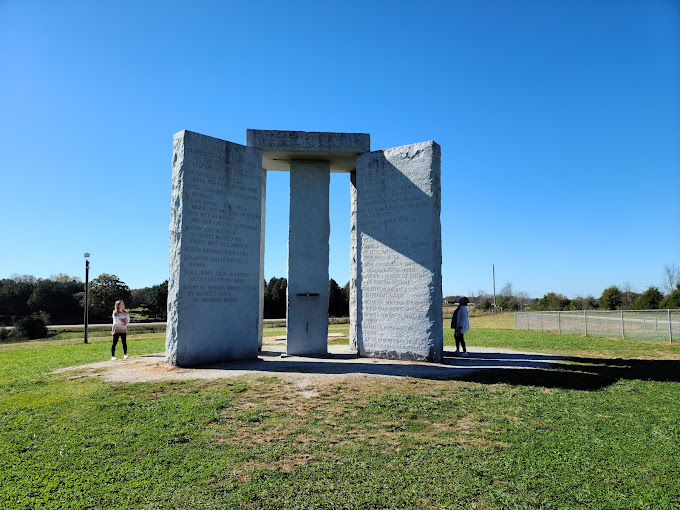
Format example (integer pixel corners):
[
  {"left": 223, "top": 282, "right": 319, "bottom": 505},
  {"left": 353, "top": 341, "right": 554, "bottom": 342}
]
[
  {"left": 111, "top": 356, "right": 117, "bottom": 361},
  {"left": 462, "top": 352, "right": 469, "bottom": 357},
  {"left": 124, "top": 355, "right": 128, "bottom": 359}
]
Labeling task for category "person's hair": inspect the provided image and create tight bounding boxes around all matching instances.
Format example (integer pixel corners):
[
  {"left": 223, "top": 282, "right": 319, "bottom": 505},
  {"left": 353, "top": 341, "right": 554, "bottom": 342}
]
[
  {"left": 460, "top": 297, "right": 469, "bottom": 306},
  {"left": 114, "top": 300, "right": 124, "bottom": 313}
]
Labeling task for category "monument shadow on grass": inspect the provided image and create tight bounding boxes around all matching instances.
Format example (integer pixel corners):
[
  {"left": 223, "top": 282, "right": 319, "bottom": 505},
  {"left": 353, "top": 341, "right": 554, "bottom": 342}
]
[
  {"left": 164, "top": 350, "right": 680, "bottom": 391},
  {"left": 457, "top": 355, "right": 680, "bottom": 391}
]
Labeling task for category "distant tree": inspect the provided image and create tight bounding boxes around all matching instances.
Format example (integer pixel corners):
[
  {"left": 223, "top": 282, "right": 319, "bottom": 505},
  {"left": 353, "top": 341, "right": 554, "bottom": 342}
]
[
  {"left": 584, "top": 295, "right": 599, "bottom": 310},
  {"left": 342, "top": 281, "right": 350, "bottom": 314},
  {"left": 10, "top": 274, "right": 38, "bottom": 284},
  {"left": 659, "top": 284, "right": 680, "bottom": 309},
  {"left": 477, "top": 298, "right": 493, "bottom": 311},
  {"left": 0, "top": 279, "right": 34, "bottom": 322},
  {"left": 620, "top": 282, "right": 639, "bottom": 310},
  {"left": 500, "top": 297, "right": 519, "bottom": 310},
  {"left": 264, "top": 277, "right": 287, "bottom": 319},
  {"left": 634, "top": 286, "right": 663, "bottom": 310},
  {"left": 533, "top": 292, "right": 570, "bottom": 311},
  {"left": 662, "top": 264, "right": 679, "bottom": 295},
  {"left": 27, "top": 279, "right": 82, "bottom": 323},
  {"left": 600, "top": 286, "right": 622, "bottom": 310},
  {"left": 569, "top": 295, "right": 599, "bottom": 310},
  {"left": 500, "top": 282, "right": 513, "bottom": 298},
  {"left": 326, "top": 279, "right": 350, "bottom": 317},
  {"left": 569, "top": 297, "right": 583, "bottom": 310},
  {"left": 13, "top": 312, "right": 48, "bottom": 340},
  {"left": 50, "top": 273, "right": 82, "bottom": 283},
  {"left": 85, "top": 274, "right": 132, "bottom": 320},
  {"left": 130, "top": 288, "right": 148, "bottom": 308},
  {"left": 516, "top": 291, "right": 531, "bottom": 310},
  {"left": 328, "top": 279, "right": 344, "bottom": 317},
  {"left": 146, "top": 281, "right": 168, "bottom": 319}
]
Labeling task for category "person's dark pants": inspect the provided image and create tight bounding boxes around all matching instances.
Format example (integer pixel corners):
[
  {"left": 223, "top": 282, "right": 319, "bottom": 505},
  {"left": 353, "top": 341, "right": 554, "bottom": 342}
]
[
  {"left": 454, "top": 333, "right": 466, "bottom": 353},
  {"left": 112, "top": 333, "right": 127, "bottom": 356}
]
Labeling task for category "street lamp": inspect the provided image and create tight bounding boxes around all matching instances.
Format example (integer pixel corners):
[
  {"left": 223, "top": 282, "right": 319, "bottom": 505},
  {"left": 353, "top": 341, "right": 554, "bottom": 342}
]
[{"left": 84, "top": 253, "right": 90, "bottom": 344}]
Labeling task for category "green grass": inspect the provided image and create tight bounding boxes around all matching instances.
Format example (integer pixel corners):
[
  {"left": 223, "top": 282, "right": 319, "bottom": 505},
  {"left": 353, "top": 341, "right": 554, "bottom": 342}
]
[{"left": 1, "top": 330, "right": 680, "bottom": 508}]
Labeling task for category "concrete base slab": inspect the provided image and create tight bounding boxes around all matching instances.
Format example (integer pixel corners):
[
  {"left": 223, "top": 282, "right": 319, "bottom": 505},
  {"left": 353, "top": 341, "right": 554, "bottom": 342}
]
[{"left": 53, "top": 345, "right": 569, "bottom": 386}]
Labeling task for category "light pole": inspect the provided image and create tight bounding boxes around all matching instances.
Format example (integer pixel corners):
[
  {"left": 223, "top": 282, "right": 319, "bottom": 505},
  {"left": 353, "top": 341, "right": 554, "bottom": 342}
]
[
  {"left": 492, "top": 264, "right": 497, "bottom": 312},
  {"left": 84, "top": 253, "right": 90, "bottom": 344}
]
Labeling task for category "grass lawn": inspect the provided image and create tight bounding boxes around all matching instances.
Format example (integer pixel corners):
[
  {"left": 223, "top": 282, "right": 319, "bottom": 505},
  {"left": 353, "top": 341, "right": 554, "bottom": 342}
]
[{"left": 1, "top": 328, "right": 679, "bottom": 509}]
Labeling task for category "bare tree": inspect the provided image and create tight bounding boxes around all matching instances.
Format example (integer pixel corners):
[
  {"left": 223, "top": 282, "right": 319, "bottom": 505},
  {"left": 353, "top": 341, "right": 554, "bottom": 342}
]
[
  {"left": 10, "top": 273, "right": 37, "bottom": 284},
  {"left": 500, "top": 282, "right": 513, "bottom": 297},
  {"left": 516, "top": 291, "right": 530, "bottom": 310},
  {"left": 663, "top": 264, "right": 679, "bottom": 295},
  {"left": 620, "top": 281, "right": 637, "bottom": 310},
  {"left": 50, "top": 273, "right": 81, "bottom": 283}
]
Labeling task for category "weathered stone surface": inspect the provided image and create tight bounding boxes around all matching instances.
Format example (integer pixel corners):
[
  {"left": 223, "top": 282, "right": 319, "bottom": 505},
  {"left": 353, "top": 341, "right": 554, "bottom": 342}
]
[
  {"left": 166, "top": 130, "right": 264, "bottom": 366},
  {"left": 246, "top": 129, "right": 370, "bottom": 172},
  {"left": 351, "top": 141, "right": 443, "bottom": 362},
  {"left": 286, "top": 160, "right": 330, "bottom": 355}
]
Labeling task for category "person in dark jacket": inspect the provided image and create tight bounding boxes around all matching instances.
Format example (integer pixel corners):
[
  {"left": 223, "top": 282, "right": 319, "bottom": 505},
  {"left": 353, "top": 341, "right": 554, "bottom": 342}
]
[{"left": 451, "top": 297, "right": 470, "bottom": 357}]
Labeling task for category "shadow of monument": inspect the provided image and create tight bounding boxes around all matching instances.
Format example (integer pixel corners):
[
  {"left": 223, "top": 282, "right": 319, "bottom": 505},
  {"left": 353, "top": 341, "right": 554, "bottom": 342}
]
[
  {"left": 192, "top": 350, "right": 680, "bottom": 392},
  {"left": 457, "top": 355, "right": 680, "bottom": 391},
  {"left": 357, "top": 147, "right": 439, "bottom": 270}
]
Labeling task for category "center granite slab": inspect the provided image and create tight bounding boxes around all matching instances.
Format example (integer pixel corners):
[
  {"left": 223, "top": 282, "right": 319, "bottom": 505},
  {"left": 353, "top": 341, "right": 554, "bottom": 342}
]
[{"left": 286, "top": 160, "right": 331, "bottom": 356}]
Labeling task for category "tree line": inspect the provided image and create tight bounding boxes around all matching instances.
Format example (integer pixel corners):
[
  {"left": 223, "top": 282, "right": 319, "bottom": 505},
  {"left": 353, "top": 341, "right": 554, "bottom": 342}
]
[
  {"left": 264, "top": 277, "right": 350, "bottom": 319},
  {"left": 0, "top": 272, "right": 350, "bottom": 333},
  {"left": 448, "top": 265, "right": 680, "bottom": 312},
  {"left": 0, "top": 273, "right": 168, "bottom": 330}
]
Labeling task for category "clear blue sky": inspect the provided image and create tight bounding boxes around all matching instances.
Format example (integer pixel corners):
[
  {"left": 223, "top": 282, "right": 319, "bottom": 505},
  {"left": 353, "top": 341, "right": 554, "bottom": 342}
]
[{"left": 1, "top": 0, "right": 678, "bottom": 299}]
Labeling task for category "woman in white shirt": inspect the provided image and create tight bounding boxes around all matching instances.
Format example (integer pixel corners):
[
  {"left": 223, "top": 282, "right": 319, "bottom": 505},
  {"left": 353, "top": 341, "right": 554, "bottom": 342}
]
[{"left": 111, "top": 300, "right": 130, "bottom": 360}]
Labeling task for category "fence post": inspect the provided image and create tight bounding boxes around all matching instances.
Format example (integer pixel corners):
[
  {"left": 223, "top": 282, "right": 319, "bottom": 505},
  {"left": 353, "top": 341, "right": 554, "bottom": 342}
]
[
  {"left": 669, "top": 309, "right": 673, "bottom": 343},
  {"left": 584, "top": 310, "right": 588, "bottom": 336},
  {"left": 526, "top": 312, "right": 530, "bottom": 330},
  {"left": 541, "top": 312, "right": 544, "bottom": 332},
  {"left": 513, "top": 311, "right": 516, "bottom": 330},
  {"left": 621, "top": 310, "right": 625, "bottom": 339},
  {"left": 558, "top": 311, "right": 561, "bottom": 334}
]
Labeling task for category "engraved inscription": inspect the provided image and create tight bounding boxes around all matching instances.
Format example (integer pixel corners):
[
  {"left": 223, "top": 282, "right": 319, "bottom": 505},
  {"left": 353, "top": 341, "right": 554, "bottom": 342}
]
[{"left": 175, "top": 143, "right": 261, "bottom": 304}]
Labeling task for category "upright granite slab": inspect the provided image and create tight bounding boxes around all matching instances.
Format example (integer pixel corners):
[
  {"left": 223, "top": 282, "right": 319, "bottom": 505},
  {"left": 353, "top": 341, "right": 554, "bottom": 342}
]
[
  {"left": 352, "top": 141, "right": 443, "bottom": 362},
  {"left": 286, "top": 160, "right": 331, "bottom": 355},
  {"left": 166, "top": 130, "right": 264, "bottom": 366}
]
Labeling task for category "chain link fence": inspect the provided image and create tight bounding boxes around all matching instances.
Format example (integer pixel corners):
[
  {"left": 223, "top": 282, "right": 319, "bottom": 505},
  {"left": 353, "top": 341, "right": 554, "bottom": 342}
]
[{"left": 515, "top": 310, "right": 679, "bottom": 342}]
